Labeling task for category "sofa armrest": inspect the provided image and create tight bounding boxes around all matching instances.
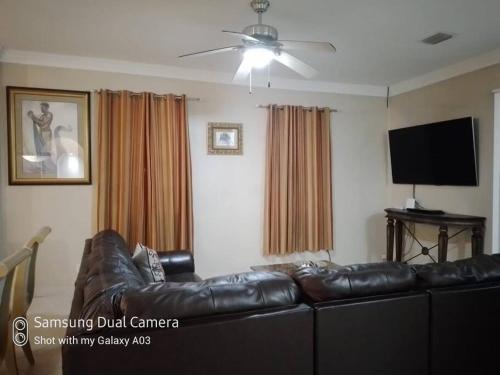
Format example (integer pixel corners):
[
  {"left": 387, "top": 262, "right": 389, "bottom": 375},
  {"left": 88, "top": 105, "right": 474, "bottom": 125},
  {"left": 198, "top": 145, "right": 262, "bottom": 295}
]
[{"left": 158, "top": 250, "right": 194, "bottom": 275}]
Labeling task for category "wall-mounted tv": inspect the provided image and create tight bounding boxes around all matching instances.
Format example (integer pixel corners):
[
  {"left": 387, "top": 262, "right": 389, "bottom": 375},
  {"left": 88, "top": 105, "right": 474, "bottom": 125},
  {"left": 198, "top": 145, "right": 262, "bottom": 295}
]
[{"left": 388, "top": 117, "right": 478, "bottom": 186}]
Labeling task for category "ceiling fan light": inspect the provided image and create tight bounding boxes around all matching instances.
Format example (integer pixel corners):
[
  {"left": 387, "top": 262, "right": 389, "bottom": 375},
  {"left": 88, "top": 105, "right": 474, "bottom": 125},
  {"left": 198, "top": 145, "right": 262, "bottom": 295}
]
[{"left": 243, "top": 48, "right": 274, "bottom": 69}]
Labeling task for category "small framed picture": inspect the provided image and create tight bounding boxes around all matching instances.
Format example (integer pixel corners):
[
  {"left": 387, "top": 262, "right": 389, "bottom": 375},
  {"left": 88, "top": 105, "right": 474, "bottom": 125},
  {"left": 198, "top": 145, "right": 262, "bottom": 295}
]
[
  {"left": 7, "top": 86, "right": 91, "bottom": 185},
  {"left": 207, "top": 122, "right": 243, "bottom": 155}
]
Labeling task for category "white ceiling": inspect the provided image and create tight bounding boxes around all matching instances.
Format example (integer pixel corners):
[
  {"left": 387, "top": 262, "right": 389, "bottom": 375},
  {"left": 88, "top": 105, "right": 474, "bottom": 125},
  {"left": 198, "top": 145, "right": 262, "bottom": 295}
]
[{"left": 1, "top": 0, "right": 500, "bottom": 87}]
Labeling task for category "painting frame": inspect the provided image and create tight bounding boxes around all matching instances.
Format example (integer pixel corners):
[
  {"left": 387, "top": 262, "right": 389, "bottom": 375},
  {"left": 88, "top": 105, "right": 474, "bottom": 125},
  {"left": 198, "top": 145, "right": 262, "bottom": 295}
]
[
  {"left": 7, "top": 86, "right": 91, "bottom": 185},
  {"left": 207, "top": 122, "right": 243, "bottom": 155}
]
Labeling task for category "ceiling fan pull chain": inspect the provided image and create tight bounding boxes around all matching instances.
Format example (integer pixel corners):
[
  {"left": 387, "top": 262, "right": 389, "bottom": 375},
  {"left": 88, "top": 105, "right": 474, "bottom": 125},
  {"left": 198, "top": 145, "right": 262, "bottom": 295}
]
[
  {"left": 249, "top": 68, "right": 253, "bottom": 94},
  {"left": 267, "top": 63, "right": 271, "bottom": 88}
]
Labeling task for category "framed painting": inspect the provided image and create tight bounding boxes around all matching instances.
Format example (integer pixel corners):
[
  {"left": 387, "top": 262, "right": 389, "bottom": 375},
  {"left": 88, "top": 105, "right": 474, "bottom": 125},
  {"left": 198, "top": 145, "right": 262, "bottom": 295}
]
[
  {"left": 7, "top": 86, "right": 91, "bottom": 185},
  {"left": 207, "top": 122, "right": 243, "bottom": 155}
]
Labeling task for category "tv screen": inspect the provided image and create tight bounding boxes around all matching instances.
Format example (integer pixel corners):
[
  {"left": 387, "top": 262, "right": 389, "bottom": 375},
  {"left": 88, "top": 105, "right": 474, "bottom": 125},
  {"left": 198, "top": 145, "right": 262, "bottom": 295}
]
[{"left": 388, "top": 117, "right": 478, "bottom": 186}]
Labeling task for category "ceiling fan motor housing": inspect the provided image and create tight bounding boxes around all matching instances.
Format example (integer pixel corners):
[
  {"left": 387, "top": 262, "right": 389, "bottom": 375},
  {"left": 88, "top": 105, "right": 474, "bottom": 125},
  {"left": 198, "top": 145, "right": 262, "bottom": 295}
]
[
  {"left": 245, "top": 0, "right": 277, "bottom": 42},
  {"left": 243, "top": 24, "right": 278, "bottom": 42}
]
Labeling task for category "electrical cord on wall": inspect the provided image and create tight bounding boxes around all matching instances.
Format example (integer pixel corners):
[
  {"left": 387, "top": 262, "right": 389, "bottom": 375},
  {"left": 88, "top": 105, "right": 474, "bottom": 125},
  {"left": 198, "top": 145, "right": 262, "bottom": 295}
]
[{"left": 412, "top": 184, "right": 426, "bottom": 209}]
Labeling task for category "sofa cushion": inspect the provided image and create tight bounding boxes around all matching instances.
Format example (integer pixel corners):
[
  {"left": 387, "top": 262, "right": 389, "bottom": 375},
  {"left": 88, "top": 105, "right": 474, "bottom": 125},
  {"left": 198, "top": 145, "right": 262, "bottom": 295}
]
[
  {"left": 132, "top": 243, "right": 166, "bottom": 283},
  {"left": 292, "top": 262, "right": 416, "bottom": 302},
  {"left": 79, "top": 230, "right": 145, "bottom": 325},
  {"left": 120, "top": 271, "right": 299, "bottom": 320},
  {"left": 412, "top": 254, "right": 500, "bottom": 288}
]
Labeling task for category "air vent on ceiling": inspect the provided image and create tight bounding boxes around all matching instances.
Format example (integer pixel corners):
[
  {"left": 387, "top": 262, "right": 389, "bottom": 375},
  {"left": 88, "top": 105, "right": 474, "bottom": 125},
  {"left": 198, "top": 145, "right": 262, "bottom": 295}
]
[{"left": 421, "top": 32, "right": 454, "bottom": 45}]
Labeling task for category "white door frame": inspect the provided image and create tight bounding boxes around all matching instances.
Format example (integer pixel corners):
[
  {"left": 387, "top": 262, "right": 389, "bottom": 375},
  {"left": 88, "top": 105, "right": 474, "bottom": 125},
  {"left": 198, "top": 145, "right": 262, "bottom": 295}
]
[{"left": 492, "top": 89, "right": 500, "bottom": 253}]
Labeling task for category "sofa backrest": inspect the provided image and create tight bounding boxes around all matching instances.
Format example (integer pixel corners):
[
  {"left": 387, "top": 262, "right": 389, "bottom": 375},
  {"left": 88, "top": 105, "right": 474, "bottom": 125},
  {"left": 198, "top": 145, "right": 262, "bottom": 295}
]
[
  {"left": 120, "top": 271, "right": 300, "bottom": 320},
  {"left": 293, "top": 262, "right": 416, "bottom": 302},
  {"left": 293, "top": 254, "right": 500, "bottom": 304},
  {"left": 411, "top": 254, "right": 500, "bottom": 288}
]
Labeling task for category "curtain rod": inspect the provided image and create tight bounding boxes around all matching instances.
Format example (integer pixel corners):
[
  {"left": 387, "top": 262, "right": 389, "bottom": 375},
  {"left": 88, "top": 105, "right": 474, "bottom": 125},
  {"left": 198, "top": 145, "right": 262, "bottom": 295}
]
[
  {"left": 256, "top": 104, "right": 338, "bottom": 113},
  {"left": 99, "top": 90, "right": 200, "bottom": 101}
]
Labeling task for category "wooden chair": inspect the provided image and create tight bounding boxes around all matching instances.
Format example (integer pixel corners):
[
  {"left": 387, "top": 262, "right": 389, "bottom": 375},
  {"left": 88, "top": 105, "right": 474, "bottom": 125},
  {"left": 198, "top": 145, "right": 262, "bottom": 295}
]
[{"left": 0, "top": 227, "right": 51, "bottom": 374}]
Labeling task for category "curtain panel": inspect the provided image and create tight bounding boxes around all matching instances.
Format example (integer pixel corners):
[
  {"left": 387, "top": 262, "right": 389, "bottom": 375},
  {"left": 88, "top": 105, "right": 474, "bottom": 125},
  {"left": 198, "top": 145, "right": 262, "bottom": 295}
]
[
  {"left": 263, "top": 105, "right": 333, "bottom": 255},
  {"left": 96, "top": 90, "right": 193, "bottom": 251}
]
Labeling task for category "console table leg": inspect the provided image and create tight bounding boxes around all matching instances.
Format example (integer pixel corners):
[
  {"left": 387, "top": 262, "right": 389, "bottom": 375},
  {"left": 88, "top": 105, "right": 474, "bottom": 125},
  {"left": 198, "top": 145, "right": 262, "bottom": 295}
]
[
  {"left": 395, "top": 220, "right": 404, "bottom": 262},
  {"left": 438, "top": 225, "right": 448, "bottom": 263},
  {"left": 471, "top": 226, "right": 484, "bottom": 256},
  {"left": 386, "top": 218, "right": 395, "bottom": 261}
]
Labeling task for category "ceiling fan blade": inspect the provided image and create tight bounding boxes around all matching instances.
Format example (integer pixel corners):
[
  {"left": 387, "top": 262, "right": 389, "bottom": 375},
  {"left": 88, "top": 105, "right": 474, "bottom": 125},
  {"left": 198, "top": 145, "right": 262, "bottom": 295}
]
[
  {"left": 222, "top": 30, "right": 260, "bottom": 42},
  {"left": 233, "top": 58, "right": 253, "bottom": 82},
  {"left": 278, "top": 40, "right": 336, "bottom": 53},
  {"left": 274, "top": 51, "right": 318, "bottom": 79},
  {"left": 178, "top": 46, "right": 239, "bottom": 58}
]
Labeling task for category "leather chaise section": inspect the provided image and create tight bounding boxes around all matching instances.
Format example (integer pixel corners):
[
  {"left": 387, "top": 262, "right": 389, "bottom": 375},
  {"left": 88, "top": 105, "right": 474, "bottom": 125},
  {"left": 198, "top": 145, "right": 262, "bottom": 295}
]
[
  {"left": 120, "top": 272, "right": 299, "bottom": 320},
  {"left": 63, "top": 304, "right": 313, "bottom": 375},
  {"left": 293, "top": 262, "right": 416, "bottom": 301},
  {"left": 64, "top": 230, "right": 313, "bottom": 375}
]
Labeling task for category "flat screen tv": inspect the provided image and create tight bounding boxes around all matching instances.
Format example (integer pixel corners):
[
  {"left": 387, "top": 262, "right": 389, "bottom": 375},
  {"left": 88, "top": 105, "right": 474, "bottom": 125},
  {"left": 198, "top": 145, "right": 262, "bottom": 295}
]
[{"left": 388, "top": 117, "right": 478, "bottom": 186}]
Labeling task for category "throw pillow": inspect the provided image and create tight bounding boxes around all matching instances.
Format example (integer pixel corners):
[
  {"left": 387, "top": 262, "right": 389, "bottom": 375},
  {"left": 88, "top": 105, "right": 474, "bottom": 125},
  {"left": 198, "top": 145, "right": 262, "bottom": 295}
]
[{"left": 132, "top": 243, "right": 166, "bottom": 283}]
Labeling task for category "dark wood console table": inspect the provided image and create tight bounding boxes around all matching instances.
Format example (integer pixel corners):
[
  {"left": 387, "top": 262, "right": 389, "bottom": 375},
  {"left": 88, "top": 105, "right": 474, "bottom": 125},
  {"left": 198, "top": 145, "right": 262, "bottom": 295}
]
[{"left": 385, "top": 208, "right": 486, "bottom": 263}]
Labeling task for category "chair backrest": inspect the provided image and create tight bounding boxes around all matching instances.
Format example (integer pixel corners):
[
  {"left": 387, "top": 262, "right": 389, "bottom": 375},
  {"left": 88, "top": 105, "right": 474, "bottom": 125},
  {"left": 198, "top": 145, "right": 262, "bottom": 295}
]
[
  {"left": 0, "top": 226, "right": 51, "bottom": 364},
  {"left": 11, "top": 227, "right": 51, "bottom": 317},
  {"left": 0, "top": 248, "right": 31, "bottom": 363}
]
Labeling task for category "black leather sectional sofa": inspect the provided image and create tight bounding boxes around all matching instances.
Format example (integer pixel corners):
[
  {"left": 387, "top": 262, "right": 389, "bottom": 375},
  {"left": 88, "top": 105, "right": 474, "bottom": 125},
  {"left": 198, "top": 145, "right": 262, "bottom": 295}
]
[
  {"left": 62, "top": 230, "right": 500, "bottom": 375},
  {"left": 63, "top": 230, "right": 313, "bottom": 375}
]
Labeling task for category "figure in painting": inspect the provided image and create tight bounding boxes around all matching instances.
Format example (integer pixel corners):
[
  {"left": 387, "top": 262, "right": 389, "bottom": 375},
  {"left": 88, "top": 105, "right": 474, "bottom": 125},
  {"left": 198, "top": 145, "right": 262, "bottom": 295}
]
[
  {"left": 27, "top": 102, "right": 53, "bottom": 156},
  {"left": 218, "top": 132, "right": 232, "bottom": 146}
]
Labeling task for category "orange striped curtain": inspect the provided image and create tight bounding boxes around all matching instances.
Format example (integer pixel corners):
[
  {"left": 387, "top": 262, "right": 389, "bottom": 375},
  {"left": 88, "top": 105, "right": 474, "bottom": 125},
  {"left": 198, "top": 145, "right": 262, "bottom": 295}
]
[
  {"left": 96, "top": 90, "right": 193, "bottom": 251},
  {"left": 263, "top": 105, "right": 333, "bottom": 255}
]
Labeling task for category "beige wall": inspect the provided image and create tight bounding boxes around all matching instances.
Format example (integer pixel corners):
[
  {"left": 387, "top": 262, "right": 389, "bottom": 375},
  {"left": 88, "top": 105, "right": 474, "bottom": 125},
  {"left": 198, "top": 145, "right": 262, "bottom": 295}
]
[
  {"left": 0, "top": 62, "right": 388, "bottom": 293},
  {"left": 388, "top": 63, "right": 500, "bottom": 261}
]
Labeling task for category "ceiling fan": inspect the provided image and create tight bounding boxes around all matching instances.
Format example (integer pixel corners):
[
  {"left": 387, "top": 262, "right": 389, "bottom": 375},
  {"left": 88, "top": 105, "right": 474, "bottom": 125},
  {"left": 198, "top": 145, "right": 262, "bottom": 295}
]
[{"left": 178, "top": 0, "right": 336, "bottom": 87}]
